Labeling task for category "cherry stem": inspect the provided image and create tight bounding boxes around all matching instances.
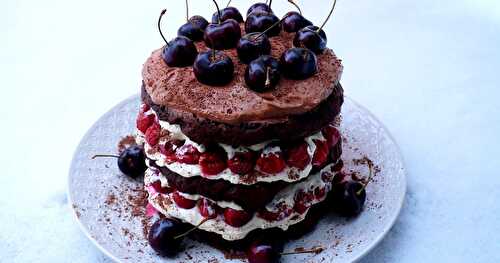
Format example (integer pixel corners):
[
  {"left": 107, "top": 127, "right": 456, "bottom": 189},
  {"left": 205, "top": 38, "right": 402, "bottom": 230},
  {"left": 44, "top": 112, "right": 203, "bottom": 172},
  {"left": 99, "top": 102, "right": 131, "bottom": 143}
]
[
  {"left": 91, "top": 154, "right": 119, "bottom": 159},
  {"left": 357, "top": 161, "right": 373, "bottom": 195},
  {"left": 185, "top": 0, "right": 189, "bottom": 22},
  {"left": 255, "top": 16, "right": 285, "bottom": 40},
  {"left": 158, "top": 9, "right": 169, "bottom": 47},
  {"left": 212, "top": 0, "right": 222, "bottom": 24},
  {"left": 174, "top": 218, "right": 210, "bottom": 239},
  {"left": 280, "top": 247, "right": 324, "bottom": 256},
  {"left": 226, "top": 0, "right": 232, "bottom": 7},
  {"left": 287, "top": 0, "right": 302, "bottom": 15},
  {"left": 269, "top": 0, "right": 273, "bottom": 8},
  {"left": 317, "top": 0, "right": 337, "bottom": 33}
]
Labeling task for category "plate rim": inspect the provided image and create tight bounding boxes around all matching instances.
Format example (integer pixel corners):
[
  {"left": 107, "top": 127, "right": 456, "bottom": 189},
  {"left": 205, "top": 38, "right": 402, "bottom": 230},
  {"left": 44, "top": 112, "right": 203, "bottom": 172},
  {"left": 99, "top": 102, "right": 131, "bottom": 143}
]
[{"left": 67, "top": 94, "right": 407, "bottom": 263}]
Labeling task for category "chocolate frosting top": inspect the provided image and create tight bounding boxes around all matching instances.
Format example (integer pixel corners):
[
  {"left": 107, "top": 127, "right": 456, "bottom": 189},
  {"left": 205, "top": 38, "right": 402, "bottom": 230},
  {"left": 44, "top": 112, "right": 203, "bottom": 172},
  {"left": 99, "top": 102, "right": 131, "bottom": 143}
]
[{"left": 142, "top": 29, "right": 343, "bottom": 125}]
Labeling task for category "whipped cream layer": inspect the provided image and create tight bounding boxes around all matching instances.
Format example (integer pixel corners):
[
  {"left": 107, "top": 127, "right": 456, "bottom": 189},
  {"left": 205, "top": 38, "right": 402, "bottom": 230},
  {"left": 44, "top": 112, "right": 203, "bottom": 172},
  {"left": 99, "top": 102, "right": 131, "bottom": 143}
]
[
  {"left": 137, "top": 105, "right": 333, "bottom": 185},
  {"left": 145, "top": 162, "right": 340, "bottom": 241}
]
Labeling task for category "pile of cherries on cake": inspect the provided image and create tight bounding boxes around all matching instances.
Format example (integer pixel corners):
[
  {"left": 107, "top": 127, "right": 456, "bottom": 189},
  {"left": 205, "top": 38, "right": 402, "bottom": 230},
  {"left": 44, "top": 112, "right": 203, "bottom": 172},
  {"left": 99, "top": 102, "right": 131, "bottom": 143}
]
[{"left": 160, "top": 0, "right": 335, "bottom": 90}]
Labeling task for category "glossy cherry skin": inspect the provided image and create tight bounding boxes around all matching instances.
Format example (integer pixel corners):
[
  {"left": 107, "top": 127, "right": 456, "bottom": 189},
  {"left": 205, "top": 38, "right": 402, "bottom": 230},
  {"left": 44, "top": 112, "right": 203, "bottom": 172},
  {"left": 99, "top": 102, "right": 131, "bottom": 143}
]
[
  {"left": 162, "top": 36, "right": 198, "bottom": 67},
  {"left": 148, "top": 218, "right": 185, "bottom": 257},
  {"left": 293, "top": 25, "right": 327, "bottom": 54},
  {"left": 247, "top": 241, "right": 280, "bottom": 263},
  {"left": 279, "top": 48, "right": 317, "bottom": 79},
  {"left": 282, "top": 11, "right": 312, "bottom": 32},
  {"left": 204, "top": 19, "right": 241, "bottom": 50},
  {"left": 177, "top": 16, "right": 208, "bottom": 41},
  {"left": 245, "top": 11, "right": 281, "bottom": 37},
  {"left": 193, "top": 50, "right": 234, "bottom": 86},
  {"left": 331, "top": 180, "right": 366, "bottom": 217},
  {"left": 236, "top": 32, "right": 271, "bottom": 64},
  {"left": 247, "top": 3, "right": 272, "bottom": 16},
  {"left": 117, "top": 145, "right": 147, "bottom": 178},
  {"left": 245, "top": 55, "right": 280, "bottom": 92},
  {"left": 212, "top": 7, "right": 244, "bottom": 23}
]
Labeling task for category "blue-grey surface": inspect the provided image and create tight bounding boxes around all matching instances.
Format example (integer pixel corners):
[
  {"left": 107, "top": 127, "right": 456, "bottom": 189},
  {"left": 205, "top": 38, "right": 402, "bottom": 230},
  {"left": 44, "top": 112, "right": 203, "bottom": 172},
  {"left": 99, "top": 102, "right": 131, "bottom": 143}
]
[{"left": 1, "top": 0, "right": 499, "bottom": 262}]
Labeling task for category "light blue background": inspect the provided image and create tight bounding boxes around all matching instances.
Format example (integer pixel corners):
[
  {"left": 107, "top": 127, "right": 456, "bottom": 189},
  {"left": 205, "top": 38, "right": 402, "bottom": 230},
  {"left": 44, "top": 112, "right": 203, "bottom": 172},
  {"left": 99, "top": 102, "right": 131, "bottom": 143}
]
[{"left": 1, "top": 0, "right": 499, "bottom": 262}]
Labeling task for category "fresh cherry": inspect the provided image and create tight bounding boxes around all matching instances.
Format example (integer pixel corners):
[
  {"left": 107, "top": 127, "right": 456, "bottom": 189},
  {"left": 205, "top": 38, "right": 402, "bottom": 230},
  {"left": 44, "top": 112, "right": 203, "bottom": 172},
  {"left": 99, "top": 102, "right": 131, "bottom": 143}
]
[
  {"left": 293, "top": 25, "right": 327, "bottom": 54},
  {"left": 204, "top": 19, "right": 241, "bottom": 49},
  {"left": 158, "top": 9, "right": 198, "bottom": 67},
  {"left": 172, "top": 191, "right": 197, "bottom": 209},
  {"left": 293, "top": 0, "right": 336, "bottom": 54},
  {"left": 199, "top": 151, "right": 227, "bottom": 176},
  {"left": 247, "top": 2, "right": 273, "bottom": 16},
  {"left": 204, "top": 0, "right": 241, "bottom": 49},
  {"left": 178, "top": 17, "right": 208, "bottom": 41},
  {"left": 223, "top": 208, "right": 253, "bottom": 227},
  {"left": 282, "top": 11, "right": 312, "bottom": 32},
  {"left": 227, "top": 151, "right": 256, "bottom": 175},
  {"left": 332, "top": 180, "right": 366, "bottom": 217},
  {"left": 236, "top": 32, "right": 271, "bottom": 64},
  {"left": 279, "top": 47, "right": 317, "bottom": 79},
  {"left": 244, "top": 55, "right": 280, "bottom": 92},
  {"left": 177, "top": 1, "right": 208, "bottom": 41},
  {"left": 245, "top": 11, "right": 281, "bottom": 37},
  {"left": 92, "top": 145, "right": 147, "bottom": 178},
  {"left": 247, "top": 241, "right": 280, "bottom": 263},
  {"left": 212, "top": 7, "right": 244, "bottom": 23},
  {"left": 284, "top": 141, "right": 310, "bottom": 170},
  {"left": 148, "top": 218, "right": 184, "bottom": 257},
  {"left": 193, "top": 50, "right": 234, "bottom": 86}
]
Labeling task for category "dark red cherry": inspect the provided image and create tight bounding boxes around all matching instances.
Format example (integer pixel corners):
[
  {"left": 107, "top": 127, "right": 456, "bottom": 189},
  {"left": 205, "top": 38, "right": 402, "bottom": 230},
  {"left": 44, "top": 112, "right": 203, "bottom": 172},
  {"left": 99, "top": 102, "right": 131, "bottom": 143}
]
[
  {"left": 279, "top": 48, "right": 317, "bottom": 79},
  {"left": 236, "top": 32, "right": 271, "bottom": 64},
  {"left": 332, "top": 180, "right": 366, "bottom": 217},
  {"left": 293, "top": 25, "right": 327, "bottom": 54},
  {"left": 245, "top": 11, "right": 281, "bottom": 37},
  {"left": 193, "top": 50, "right": 234, "bottom": 86},
  {"left": 158, "top": 10, "right": 198, "bottom": 67},
  {"left": 162, "top": 36, "right": 198, "bottom": 67},
  {"left": 212, "top": 7, "right": 243, "bottom": 23},
  {"left": 245, "top": 55, "right": 280, "bottom": 92},
  {"left": 282, "top": 11, "right": 312, "bottom": 32},
  {"left": 148, "top": 218, "right": 185, "bottom": 257},
  {"left": 247, "top": 2, "right": 272, "bottom": 16},
  {"left": 247, "top": 241, "right": 280, "bottom": 263},
  {"left": 116, "top": 145, "right": 147, "bottom": 178},
  {"left": 204, "top": 19, "right": 241, "bottom": 50},
  {"left": 177, "top": 16, "right": 208, "bottom": 41}
]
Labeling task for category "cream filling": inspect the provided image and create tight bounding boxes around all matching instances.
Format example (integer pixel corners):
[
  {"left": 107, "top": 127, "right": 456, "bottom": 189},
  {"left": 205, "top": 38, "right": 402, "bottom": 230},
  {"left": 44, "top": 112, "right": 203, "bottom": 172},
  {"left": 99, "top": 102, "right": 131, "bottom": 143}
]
[
  {"left": 145, "top": 162, "right": 339, "bottom": 241},
  {"left": 138, "top": 106, "right": 327, "bottom": 185}
]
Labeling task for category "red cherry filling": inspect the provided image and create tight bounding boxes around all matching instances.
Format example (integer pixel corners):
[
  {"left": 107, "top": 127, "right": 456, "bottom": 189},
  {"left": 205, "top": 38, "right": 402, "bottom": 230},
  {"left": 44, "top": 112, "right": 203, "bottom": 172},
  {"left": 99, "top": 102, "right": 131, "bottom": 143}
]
[
  {"left": 199, "top": 151, "right": 227, "bottom": 176},
  {"left": 256, "top": 150, "right": 286, "bottom": 174},
  {"left": 312, "top": 140, "right": 329, "bottom": 168},
  {"left": 223, "top": 208, "right": 252, "bottom": 227},
  {"left": 145, "top": 122, "right": 160, "bottom": 146},
  {"left": 228, "top": 151, "right": 256, "bottom": 175},
  {"left": 150, "top": 181, "right": 172, "bottom": 194},
  {"left": 172, "top": 191, "right": 197, "bottom": 209},
  {"left": 257, "top": 203, "right": 293, "bottom": 222},
  {"left": 314, "top": 187, "right": 327, "bottom": 200},
  {"left": 322, "top": 125, "right": 341, "bottom": 147},
  {"left": 175, "top": 144, "right": 201, "bottom": 164},
  {"left": 284, "top": 142, "right": 310, "bottom": 170},
  {"left": 160, "top": 142, "right": 178, "bottom": 164},
  {"left": 198, "top": 198, "right": 219, "bottom": 219},
  {"left": 293, "top": 190, "right": 314, "bottom": 214},
  {"left": 140, "top": 103, "right": 150, "bottom": 113},
  {"left": 136, "top": 113, "right": 155, "bottom": 134}
]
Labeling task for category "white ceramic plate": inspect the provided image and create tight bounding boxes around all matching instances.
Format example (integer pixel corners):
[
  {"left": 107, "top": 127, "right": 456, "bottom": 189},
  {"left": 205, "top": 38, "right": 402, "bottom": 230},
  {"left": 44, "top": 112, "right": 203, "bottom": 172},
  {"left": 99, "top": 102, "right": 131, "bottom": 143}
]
[{"left": 68, "top": 95, "right": 406, "bottom": 263}]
